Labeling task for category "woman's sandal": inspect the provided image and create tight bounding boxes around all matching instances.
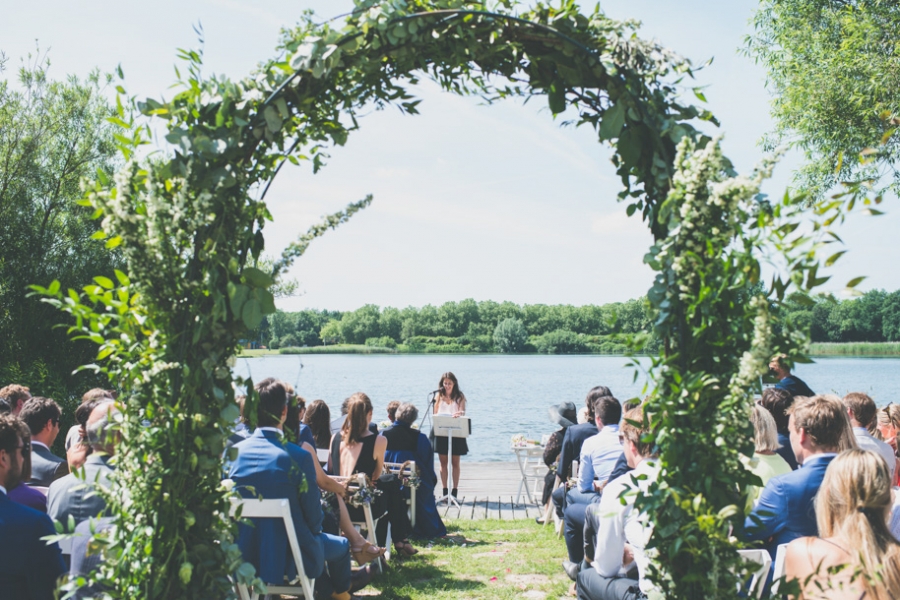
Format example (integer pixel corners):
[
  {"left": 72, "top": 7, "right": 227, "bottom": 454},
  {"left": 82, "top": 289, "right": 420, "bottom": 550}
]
[
  {"left": 394, "top": 540, "right": 418, "bottom": 557},
  {"left": 350, "top": 542, "right": 385, "bottom": 565}
]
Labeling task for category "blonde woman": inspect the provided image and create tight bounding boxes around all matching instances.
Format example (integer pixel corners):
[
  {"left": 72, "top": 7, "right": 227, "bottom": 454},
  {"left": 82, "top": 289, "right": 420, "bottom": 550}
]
[
  {"left": 877, "top": 404, "right": 900, "bottom": 486},
  {"left": 743, "top": 405, "right": 791, "bottom": 507},
  {"left": 784, "top": 449, "right": 900, "bottom": 599}
]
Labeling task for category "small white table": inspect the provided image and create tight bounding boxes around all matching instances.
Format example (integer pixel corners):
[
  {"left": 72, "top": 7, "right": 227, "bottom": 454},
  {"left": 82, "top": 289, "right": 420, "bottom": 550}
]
[{"left": 512, "top": 444, "right": 548, "bottom": 506}]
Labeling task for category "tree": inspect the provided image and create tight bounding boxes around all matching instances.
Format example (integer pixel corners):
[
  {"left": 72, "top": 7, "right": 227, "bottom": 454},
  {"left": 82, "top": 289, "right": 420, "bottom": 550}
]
[
  {"left": 339, "top": 304, "right": 382, "bottom": 344},
  {"left": 493, "top": 318, "right": 528, "bottom": 353},
  {"left": 747, "top": 0, "right": 900, "bottom": 198},
  {"left": 319, "top": 319, "right": 342, "bottom": 345},
  {"left": 0, "top": 55, "right": 118, "bottom": 448}
]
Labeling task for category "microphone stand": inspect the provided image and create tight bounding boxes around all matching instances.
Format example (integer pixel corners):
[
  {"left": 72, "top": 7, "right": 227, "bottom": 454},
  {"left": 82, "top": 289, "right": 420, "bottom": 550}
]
[{"left": 419, "top": 391, "right": 437, "bottom": 432}]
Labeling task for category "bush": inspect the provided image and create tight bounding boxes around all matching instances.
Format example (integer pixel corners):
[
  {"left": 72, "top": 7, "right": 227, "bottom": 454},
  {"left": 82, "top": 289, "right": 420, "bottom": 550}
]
[
  {"left": 280, "top": 333, "right": 300, "bottom": 348},
  {"left": 533, "top": 329, "right": 589, "bottom": 354},
  {"left": 493, "top": 318, "right": 528, "bottom": 353},
  {"left": 365, "top": 336, "right": 397, "bottom": 349}
]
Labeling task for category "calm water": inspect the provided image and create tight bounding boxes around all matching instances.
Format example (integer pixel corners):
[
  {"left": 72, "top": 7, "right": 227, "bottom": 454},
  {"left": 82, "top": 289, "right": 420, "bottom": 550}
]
[{"left": 234, "top": 354, "right": 900, "bottom": 461}]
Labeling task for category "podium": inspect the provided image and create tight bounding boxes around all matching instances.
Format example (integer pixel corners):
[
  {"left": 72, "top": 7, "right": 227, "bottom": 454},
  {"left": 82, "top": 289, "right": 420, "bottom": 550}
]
[{"left": 433, "top": 415, "right": 471, "bottom": 509}]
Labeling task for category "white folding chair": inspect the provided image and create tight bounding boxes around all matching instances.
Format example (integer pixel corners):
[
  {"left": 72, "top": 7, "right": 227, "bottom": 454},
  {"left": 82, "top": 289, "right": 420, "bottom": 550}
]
[
  {"left": 331, "top": 473, "right": 387, "bottom": 574},
  {"left": 229, "top": 496, "right": 316, "bottom": 600},
  {"left": 770, "top": 543, "right": 789, "bottom": 595},
  {"left": 383, "top": 460, "right": 417, "bottom": 528},
  {"left": 737, "top": 548, "right": 772, "bottom": 599},
  {"left": 556, "top": 459, "right": 580, "bottom": 538}
]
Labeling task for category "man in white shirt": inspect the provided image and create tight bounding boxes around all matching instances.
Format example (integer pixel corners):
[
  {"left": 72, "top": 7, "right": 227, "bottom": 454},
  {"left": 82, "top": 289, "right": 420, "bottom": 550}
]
[
  {"left": 842, "top": 392, "right": 896, "bottom": 480},
  {"left": 577, "top": 406, "right": 659, "bottom": 600}
]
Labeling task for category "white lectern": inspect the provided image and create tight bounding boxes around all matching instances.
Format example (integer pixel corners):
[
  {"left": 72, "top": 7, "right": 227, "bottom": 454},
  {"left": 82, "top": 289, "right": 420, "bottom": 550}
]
[{"left": 433, "top": 415, "right": 471, "bottom": 509}]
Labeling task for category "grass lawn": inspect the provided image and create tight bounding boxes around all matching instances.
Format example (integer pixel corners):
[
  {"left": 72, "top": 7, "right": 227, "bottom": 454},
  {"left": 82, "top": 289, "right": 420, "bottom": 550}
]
[{"left": 358, "top": 519, "right": 570, "bottom": 600}]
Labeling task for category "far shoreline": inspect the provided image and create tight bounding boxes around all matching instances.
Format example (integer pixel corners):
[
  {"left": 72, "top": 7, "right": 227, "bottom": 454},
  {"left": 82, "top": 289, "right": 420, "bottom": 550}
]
[{"left": 237, "top": 342, "right": 900, "bottom": 358}]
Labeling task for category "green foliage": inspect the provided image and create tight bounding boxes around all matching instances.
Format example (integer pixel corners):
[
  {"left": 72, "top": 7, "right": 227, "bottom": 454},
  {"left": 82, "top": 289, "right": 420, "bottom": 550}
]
[
  {"left": 532, "top": 329, "right": 589, "bottom": 353},
  {"left": 29, "top": 0, "right": 804, "bottom": 596},
  {"left": 779, "top": 289, "right": 900, "bottom": 343},
  {"left": 493, "top": 318, "right": 528, "bottom": 353},
  {"left": 264, "top": 298, "right": 655, "bottom": 353},
  {"left": 0, "top": 56, "right": 119, "bottom": 454},
  {"left": 747, "top": 0, "right": 900, "bottom": 198}
]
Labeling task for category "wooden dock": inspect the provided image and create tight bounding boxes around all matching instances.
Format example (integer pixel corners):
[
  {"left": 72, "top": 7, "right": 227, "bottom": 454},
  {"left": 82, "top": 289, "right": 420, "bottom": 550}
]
[{"left": 429, "top": 461, "right": 549, "bottom": 521}]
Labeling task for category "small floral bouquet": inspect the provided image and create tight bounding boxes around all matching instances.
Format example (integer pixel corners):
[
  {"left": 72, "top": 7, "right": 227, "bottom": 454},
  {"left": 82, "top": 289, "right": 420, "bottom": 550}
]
[
  {"left": 345, "top": 478, "right": 383, "bottom": 508},
  {"left": 510, "top": 434, "right": 527, "bottom": 447},
  {"left": 399, "top": 461, "right": 421, "bottom": 489}
]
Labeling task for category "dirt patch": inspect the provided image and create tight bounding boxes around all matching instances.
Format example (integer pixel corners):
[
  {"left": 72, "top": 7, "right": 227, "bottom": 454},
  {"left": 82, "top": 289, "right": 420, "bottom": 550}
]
[{"left": 521, "top": 591, "right": 547, "bottom": 600}]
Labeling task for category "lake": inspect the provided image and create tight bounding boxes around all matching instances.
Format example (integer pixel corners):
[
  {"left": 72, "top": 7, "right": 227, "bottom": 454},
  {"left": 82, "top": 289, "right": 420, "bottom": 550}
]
[{"left": 234, "top": 354, "right": 900, "bottom": 461}]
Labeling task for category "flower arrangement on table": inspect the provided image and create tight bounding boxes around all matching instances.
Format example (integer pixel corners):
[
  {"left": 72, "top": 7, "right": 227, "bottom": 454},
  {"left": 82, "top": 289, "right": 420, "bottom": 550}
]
[{"left": 510, "top": 434, "right": 540, "bottom": 448}]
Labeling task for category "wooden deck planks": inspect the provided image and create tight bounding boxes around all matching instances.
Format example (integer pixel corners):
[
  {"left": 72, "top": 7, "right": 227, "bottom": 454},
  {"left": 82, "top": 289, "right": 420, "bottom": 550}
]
[{"left": 429, "top": 461, "right": 546, "bottom": 521}]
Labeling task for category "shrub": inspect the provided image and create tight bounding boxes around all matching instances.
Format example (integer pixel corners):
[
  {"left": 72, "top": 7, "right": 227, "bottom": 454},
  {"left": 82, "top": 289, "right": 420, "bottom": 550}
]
[{"left": 493, "top": 318, "right": 527, "bottom": 353}]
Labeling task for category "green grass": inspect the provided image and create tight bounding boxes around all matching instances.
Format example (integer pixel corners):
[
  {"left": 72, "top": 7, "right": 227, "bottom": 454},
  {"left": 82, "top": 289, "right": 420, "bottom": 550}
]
[
  {"left": 236, "top": 348, "right": 280, "bottom": 357},
  {"left": 363, "top": 519, "right": 569, "bottom": 599},
  {"left": 278, "top": 345, "right": 398, "bottom": 355},
  {"left": 808, "top": 342, "right": 900, "bottom": 356}
]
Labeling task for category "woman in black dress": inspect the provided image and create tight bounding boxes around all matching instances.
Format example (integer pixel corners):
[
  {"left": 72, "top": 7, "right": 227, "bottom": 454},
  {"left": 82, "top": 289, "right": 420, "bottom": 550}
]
[
  {"left": 433, "top": 372, "right": 468, "bottom": 499},
  {"left": 329, "top": 393, "right": 417, "bottom": 556}
]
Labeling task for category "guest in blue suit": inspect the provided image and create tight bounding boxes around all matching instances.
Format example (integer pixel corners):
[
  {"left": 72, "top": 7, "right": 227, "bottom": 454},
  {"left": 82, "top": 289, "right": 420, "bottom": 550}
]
[
  {"left": 551, "top": 386, "right": 612, "bottom": 518},
  {"left": 744, "top": 395, "right": 845, "bottom": 559},
  {"left": 769, "top": 355, "right": 815, "bottom": 399},
  {"left": 382, "top": 402, "right": 447, "bottom": 539},
  {"left": 227, "top": 380, "right": 358, "bottom": 600},
  {"left": 0, "top": 414, "right": 66, "bottom": 599}
]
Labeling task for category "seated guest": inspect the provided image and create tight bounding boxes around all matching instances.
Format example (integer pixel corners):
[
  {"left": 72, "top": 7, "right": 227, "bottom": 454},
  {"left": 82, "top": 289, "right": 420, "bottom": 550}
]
[
  {"left": 20, "top": 397, "right": 68, "bottom": 486},
  {"left": 66, "top": 395, "right": 112, "bottom": 472},
  {"left": 877, "top": 403, "right": 900, "bottom": 486},
  {"left": 331, "top": 396, "right": 378, "bottom": 437},
  {"left": 785, "top": 449, "right": 900, "bottom": 599},
  {"left": 576, "top": 406, "right": 659, "bottom": 600},
  {"left": 769, "top": 354, "right": 814, "bottom": 398},
  {"left": 551, "top": 386, "right": 611, "bottom": 518},
  {"left": 227, "top": 380, "right": 361, "bottom": 600},
  {"left": 757, "top": 387, "right": 798, "bottom": 470},
  {"left": 0, "top": 383, "right": 32, "bottom": 416},
  {"left": 304, "top": 399, "right": 332, "bottom": 450},
  {"left": 382, "top": 402, "right": 447, "bottom": 539},
  {"left": 281, "top": 381, "right": 315, "bottom": 448},
  {"left": 0, "top": 414, "right": 66, "bottom": 598},
  {"left": 8, "top": 419, "right": 48, "bottom": 513},
  {"left": 64, "top": 389, "right": 114, "bottom": 452},
  {"left": 842, "top": 392, "right": 896, "bottom": 480},
  {"left": 329, "top": 393, "right": 417, "bottom": 556},
  {"left": 49, "top": 402, "right": 117, "bottom": 530},
  {"left": 385, "top": 400, "right": 401, "bottom": 426},
  {"left": 742, "top": 406, "right": 791, "bottom": 508},
  {"left": 225, "top": 395, "right": 250, "bottom": 451},
  {"left": 744, "top": 394, "right": 846, "bottom": 558},
  {"left": 536, "top": 401, "right": 577, "bottom": 523},
  {"left": 569, "top": 396, "right": 623, "bottom": 506}
]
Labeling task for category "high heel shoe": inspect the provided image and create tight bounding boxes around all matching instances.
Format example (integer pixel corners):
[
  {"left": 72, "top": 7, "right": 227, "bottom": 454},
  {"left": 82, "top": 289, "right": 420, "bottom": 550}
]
[
  {"left": 350, "top": 542, "right": 385, "bottom": 565},
  {"left": 394, "top": 540, "right": 418, "bottom": 556}
]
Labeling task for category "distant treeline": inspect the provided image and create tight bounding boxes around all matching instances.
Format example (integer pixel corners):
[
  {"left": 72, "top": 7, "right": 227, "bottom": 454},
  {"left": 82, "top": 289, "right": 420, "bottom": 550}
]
[
  {"left": 256, "top": 298, "right": 652, "bottom": 354},
  {"left": 250, "top": 289, "right": 900, "bottom": 354},
  {"left": 782, "top": 289, "right": 900, "bottom": 343}
]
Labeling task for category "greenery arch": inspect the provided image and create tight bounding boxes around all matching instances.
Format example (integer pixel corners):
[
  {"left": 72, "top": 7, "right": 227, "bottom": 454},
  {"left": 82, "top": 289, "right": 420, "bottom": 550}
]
[{"left": 36, "top": 1, "right": 839, "bottom": 598}]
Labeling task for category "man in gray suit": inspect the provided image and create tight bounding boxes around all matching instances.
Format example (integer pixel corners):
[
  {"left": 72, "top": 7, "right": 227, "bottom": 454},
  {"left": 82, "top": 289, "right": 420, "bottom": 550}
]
[
  {"left": 48, "top": 402, "right": 117, "bottom": 530},
  {"left": 19, "top": 396, "right": 68, "bottom": 486}
]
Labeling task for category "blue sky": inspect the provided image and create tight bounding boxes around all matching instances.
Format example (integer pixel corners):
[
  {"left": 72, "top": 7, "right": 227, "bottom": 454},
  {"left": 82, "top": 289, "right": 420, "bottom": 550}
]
[{"left": 4, "top": 0, "right": 898, "bottom": 311}]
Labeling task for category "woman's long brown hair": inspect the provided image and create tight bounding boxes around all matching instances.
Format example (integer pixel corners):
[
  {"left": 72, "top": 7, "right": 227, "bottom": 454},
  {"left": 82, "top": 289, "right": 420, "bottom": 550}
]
[{"left": 341, "top": 392, "right": 373, "bottom": 445}]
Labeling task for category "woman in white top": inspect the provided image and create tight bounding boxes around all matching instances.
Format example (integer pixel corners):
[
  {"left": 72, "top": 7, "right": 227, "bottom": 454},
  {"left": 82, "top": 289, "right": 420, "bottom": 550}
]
[{"left": 433, "top": 372, "right": 467, "bottom": 498}]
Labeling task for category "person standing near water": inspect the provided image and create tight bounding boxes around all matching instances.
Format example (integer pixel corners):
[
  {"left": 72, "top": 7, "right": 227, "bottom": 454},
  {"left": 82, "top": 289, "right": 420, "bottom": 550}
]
[{"left": 433, "top": 372, "right": 467, "bottom": 499}]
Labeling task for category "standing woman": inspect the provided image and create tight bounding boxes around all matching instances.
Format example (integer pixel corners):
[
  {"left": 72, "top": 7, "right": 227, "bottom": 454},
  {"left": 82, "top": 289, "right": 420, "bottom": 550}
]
[{"left": 433, "top": 372, "right": 468, "bottom": 499}]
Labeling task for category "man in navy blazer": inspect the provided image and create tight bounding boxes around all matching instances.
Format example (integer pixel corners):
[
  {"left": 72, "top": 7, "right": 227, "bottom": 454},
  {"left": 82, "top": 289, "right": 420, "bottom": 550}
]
[
  {"left": 227, "top": 380, "right": 356, "bottom": 600},
  {"left": 0, "top": 414, "right": 66, "bottom": 599},
  {"left": 744, "top": 395, "right": 844, "bottom": 558}
]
